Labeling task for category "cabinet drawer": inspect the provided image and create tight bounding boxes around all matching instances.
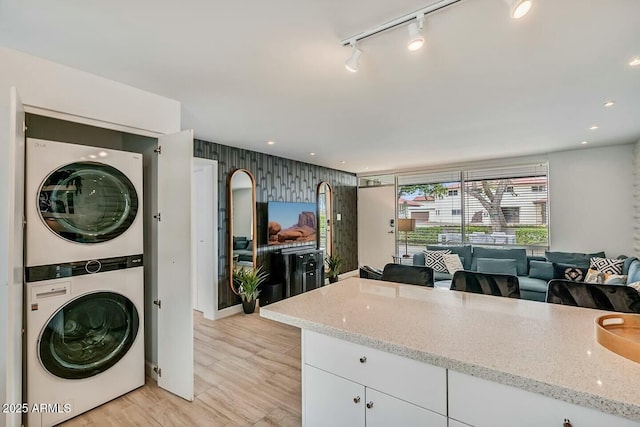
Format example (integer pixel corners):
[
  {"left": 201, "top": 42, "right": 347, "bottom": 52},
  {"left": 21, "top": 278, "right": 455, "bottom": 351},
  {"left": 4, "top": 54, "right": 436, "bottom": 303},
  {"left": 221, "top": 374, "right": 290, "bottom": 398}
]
[
  {"left": 449, "top": 371, "right": 640, "bottom": 427},
  {"left": 304, "top": 330, "right": 447, "bottom": 415}
]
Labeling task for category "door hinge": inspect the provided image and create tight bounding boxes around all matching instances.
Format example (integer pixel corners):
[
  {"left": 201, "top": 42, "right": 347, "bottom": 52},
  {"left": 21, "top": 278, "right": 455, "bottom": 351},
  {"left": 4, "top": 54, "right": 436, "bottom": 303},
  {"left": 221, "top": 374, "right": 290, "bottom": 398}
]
[
  {"left": 153, "top": 299, "right": 161, "bottom": 309},
  {"left": 23, "top": 121, "right": 27, "bottom": 132},
  {"left": 153, "top": 366, "right": 162, "bottom": 377},
  {"left": 22, "top": 218, "right": 26, "bottom": 228},
  {"left": 154, "top": 145, "right": 162, "bottom": 154},
  {"left": 153, "top": 212, "right": 161, "bottom": 222}
]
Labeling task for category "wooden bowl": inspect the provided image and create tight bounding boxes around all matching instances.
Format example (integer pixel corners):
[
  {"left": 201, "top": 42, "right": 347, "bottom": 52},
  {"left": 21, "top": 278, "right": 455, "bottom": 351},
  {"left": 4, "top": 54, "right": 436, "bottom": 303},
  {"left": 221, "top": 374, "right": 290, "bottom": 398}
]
[{"left": 595, "top": 314, "right": 640, "bottom": 363}]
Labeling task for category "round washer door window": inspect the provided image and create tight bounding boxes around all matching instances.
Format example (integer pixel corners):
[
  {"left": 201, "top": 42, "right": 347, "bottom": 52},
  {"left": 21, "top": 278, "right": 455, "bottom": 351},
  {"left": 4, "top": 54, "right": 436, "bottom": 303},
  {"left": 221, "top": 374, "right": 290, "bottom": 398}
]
[
  {"left": 38, "top": 161, "right": 138, "bottom": 243},
  {"left": 39, "top": 292, "right": 139, "bottom": 380}
]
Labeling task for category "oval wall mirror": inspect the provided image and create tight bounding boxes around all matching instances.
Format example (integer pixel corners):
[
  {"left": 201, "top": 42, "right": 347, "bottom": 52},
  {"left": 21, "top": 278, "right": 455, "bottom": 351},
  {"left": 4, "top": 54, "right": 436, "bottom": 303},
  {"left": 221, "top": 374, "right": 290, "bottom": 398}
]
[
  {"left": 229, "top": 169, "right": 257, "bottom": 289},
  {"left": 317, "top": 181, "right": 333, "bottom": 257}
]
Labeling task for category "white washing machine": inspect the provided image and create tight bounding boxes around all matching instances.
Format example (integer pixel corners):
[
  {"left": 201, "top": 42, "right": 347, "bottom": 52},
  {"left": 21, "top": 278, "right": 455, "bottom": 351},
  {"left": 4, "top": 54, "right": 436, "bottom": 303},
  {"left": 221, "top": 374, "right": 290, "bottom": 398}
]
[
  {"left": 25, "top": 138, "right": 143, "bottom": 267},
  {"left": 26, "top": 262, "right": 145, "bottom": 427}
]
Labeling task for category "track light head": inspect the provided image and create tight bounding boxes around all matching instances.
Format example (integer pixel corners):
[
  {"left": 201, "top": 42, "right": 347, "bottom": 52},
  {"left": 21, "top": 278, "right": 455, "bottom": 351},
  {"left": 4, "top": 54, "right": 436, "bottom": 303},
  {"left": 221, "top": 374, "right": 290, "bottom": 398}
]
[
  {"left": 506, "top": 0, "right": 532, "bottom": 19},
  {"left": 407, "top": 14, "right": 425, "bottom": 51},
  {"left": 345, "top": 43, "right": 362, "bottom": 72}
]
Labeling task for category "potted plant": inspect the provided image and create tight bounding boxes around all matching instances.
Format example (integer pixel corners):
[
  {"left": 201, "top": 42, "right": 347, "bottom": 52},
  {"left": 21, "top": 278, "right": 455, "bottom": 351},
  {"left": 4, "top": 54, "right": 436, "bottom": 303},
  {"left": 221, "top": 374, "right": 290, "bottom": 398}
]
[
  {"left": 325, "top": 254, "right": 343, "bottom": 284},
  {"left": 232, "top": 266, "right": 268, "bottom": 314}
]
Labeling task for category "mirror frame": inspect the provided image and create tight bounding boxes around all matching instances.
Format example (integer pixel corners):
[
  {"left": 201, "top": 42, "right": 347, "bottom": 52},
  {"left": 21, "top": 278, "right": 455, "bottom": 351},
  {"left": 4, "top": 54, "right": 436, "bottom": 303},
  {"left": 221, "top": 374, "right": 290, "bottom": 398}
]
[
  {"left": 317, "top": 181, "right": 334, "bottom": 257},
  {"left": 228, "top": 168, "right": 257, "bottom": 291}
]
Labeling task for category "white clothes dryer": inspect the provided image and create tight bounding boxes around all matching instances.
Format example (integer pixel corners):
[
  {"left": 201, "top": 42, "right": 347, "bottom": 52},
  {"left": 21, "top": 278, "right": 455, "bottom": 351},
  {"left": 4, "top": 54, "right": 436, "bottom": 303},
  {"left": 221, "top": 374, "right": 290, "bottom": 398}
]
[
  {"left": 25, "top": 258, "right": 144, "bottom": 427},
  {"left": 26, "top": 139, "right": 143, "bottom": 267}
]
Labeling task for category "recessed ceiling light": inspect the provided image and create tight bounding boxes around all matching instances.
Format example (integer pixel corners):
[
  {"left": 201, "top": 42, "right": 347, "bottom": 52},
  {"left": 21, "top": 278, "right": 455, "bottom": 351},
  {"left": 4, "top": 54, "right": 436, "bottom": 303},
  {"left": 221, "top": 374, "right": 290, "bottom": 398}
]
[
  {"left": 589, "top": 125, "right": 599, "bottom": 130},
  {"left": 604, "top": 101, "right": 615, "bottom": 107},
  {"left": 89, "top": 154, "right": 97, "bottom": 159},
  {"left": 581, "top": 141, "right": 588, "bottom": 145},
  {"left": 267, "top": 140, "right": 275, "bottom": 145},
  {"left": 629, "top": 57, "right": 640, "bottom": 67},
  {"left": 309, "top": 152, "right": 316, "bottom": 156},
  {"left": 340, "top": 161, "right": 346, "bottom": 164},
  {"left": 98, "top": 151, "right": 108, "bottom": 157}
]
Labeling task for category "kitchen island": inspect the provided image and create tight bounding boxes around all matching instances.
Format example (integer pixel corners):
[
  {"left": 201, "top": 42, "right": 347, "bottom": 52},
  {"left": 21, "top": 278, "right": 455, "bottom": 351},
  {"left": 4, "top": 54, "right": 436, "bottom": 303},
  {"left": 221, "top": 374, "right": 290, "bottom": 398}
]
[{"left": 260, "top": 277, "right": 640, "bottom": 427}]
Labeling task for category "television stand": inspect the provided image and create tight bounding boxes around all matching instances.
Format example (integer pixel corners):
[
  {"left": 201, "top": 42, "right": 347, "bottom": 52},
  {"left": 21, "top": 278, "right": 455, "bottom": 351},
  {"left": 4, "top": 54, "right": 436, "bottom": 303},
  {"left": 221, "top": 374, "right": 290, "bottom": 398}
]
[{"left": 270, "top": 247, "right": 324, "bottom": 299}]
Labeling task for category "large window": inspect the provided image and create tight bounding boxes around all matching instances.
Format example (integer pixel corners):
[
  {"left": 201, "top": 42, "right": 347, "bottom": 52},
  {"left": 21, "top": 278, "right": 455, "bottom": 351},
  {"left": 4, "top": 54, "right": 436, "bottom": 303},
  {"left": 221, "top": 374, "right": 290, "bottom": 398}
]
[{"left": 397, "top": 163, "right": 548, "bottom": 256}]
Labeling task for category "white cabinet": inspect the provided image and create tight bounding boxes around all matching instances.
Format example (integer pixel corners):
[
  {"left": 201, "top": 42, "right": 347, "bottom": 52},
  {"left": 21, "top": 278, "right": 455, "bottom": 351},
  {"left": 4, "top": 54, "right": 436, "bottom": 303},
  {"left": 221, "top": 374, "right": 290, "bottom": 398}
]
[
  {"left": 305, "top": 365, "right": 364, "bottom": 427},
  {"left": 304, "top": 365, "right": 447, "bottom": 427},
  {"left": 365, "top": 387, "right": 447, "bottom": 427},
  {"left": 449, "top": 371, "right": 640, "bottom": 427},
  {"left": 304, "top": 330, "right": 447, "bottom": 415},
  {"left": 303, "top": 330, "right": 448, "bottom": 427}
]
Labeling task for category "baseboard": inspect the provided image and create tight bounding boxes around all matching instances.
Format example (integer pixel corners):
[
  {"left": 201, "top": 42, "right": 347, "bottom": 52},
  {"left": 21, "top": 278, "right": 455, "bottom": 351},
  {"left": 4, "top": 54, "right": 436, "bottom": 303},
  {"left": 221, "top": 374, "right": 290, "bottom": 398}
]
[
  {"left": 214, "top": 304, "right": 243, "bottom": 320},
  {"left": 340, "top": 269, "right": 359, "bottom": 278}
]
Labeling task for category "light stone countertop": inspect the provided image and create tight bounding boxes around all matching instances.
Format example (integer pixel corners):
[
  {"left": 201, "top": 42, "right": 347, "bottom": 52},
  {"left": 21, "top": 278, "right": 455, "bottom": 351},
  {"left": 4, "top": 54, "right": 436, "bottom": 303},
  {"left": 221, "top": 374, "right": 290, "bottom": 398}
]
[{"left": 260, "top": 277, "right": 640, "bottom": 422}]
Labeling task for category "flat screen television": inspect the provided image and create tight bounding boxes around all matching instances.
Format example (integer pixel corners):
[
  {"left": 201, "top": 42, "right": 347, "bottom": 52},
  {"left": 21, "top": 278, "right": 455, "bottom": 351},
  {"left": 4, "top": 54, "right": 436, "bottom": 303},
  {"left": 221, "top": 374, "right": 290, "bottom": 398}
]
[{"left": 268, "top": 201, "right": 317, "bottom": 246}]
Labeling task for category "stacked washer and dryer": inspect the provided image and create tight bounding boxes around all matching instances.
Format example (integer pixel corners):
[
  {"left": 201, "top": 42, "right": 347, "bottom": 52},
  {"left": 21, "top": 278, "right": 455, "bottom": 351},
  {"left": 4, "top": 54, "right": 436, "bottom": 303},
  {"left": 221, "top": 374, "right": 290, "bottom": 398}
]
[{"left": 25, "top": 139, "right": 145, "bottom": 427}]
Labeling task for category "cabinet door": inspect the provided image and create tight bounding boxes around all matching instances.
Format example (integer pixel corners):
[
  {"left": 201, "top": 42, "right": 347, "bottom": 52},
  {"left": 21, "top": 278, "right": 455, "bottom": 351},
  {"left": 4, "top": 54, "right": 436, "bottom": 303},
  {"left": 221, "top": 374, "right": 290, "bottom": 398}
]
[
  {"left": 305, "top": 365, "right": 364, "bottom": 427},
  {"left": 449, "top": 371, "right": 640, "bottom": 427},
  {"left": 365, "top": 388, "right": 448, "bottom": 427}
]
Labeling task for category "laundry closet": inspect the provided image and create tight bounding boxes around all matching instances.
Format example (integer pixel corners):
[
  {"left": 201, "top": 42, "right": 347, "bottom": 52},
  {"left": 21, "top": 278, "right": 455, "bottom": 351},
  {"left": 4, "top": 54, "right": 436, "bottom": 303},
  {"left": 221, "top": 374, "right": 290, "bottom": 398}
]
[{"left": 20, "top": 114, "right": 195, "bottom": 426}]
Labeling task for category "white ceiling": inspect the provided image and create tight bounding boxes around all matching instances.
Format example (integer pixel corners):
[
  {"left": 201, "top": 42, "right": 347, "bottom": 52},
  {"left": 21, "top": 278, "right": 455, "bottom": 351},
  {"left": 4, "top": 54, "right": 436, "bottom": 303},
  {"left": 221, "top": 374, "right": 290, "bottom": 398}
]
[{"left": 1, "top": 0, "right": 639, "bottom": 174}]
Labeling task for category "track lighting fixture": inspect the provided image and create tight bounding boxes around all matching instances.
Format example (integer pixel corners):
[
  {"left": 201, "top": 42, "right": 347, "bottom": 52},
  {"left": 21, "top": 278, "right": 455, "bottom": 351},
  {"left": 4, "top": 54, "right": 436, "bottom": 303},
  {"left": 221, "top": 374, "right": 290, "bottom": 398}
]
[
  {"left": 407, "top": 13, "right": 425, "bottom": 51},
  {"left": 505, "top": 0, "right": 532, "bottom": 19},
  {"left": 341, "top": 0, "right": 533, "bottom": 71},
  {"left": 345, "top": 42, "right": 362, "bottom": 72}
]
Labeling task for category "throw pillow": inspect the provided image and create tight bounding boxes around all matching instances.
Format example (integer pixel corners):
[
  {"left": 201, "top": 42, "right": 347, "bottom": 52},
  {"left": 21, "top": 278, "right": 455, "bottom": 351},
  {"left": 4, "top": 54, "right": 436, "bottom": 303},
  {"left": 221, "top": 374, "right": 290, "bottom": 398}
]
[
  {"left": 528, "top": 260, "right": 554, "bottom": 281},
  {"left": 424, "top": 249, "right": 451, "bottom": 273},
  {"left": 590, "top": 257, "right": 624, "bottom": 275},
  {"left": 603, "top": 274, "right": 628, "bottom": 285},
  {"left": 584, "top": 269, "right": 605, "bottom": 284},
  {"left": 476, "top": 258, "right": 518, "bottom": 276},
  {"left": 553, "top": 263, "right": 589, "bottom": 282},
  {"left": 442, "top": 254, "right": 464, "bottom": 275},
  {"left": 427, "top": 245, "right": 472, "bottom": 270}
]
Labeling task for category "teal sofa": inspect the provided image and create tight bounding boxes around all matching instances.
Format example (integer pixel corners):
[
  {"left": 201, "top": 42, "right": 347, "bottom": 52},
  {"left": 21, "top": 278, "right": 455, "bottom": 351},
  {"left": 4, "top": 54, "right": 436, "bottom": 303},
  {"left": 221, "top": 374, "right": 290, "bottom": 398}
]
[{"left": 412, "top": 246, "right": 616, "bottom": 302}]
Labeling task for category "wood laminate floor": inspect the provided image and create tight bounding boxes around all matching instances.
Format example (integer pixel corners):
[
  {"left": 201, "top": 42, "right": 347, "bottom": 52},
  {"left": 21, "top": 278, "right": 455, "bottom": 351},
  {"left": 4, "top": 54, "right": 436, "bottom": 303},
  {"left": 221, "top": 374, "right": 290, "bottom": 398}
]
[{"left": 61, "top": 309, "right": 302, "bottom": 427}]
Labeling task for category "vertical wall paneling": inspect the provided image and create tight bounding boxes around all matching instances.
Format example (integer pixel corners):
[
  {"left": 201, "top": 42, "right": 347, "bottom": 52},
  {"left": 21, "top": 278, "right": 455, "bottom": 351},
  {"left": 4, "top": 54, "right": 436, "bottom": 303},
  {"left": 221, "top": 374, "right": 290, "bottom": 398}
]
[{"left": 194, "top": 140, "right": 358, "bottom": 309}]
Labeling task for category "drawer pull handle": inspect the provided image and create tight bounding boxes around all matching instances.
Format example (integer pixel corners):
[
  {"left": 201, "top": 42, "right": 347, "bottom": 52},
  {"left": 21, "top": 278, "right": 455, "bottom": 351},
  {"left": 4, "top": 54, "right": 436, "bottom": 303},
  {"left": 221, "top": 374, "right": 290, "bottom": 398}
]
[
  {"left": 353, "top": 396, "right": 360, "bottom": 404},
  {"left": 366, "top": 401, "right": 374, "bottom": 409},
  {"left": 563, "top": 419, "right": 572, "bottom": 427},
  {"left": 359, "top": 356, "right": 367, "bottom": 363}
]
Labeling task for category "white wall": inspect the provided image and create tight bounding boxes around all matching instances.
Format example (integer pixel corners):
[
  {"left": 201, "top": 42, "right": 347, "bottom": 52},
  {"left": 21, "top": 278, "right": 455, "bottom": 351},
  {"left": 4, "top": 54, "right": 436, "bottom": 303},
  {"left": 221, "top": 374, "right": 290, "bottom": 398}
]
[
  {"left": 0, "top": 47, "right": 180, "bottom": 427},
  {"left": 549, "top": 144, "right": 634, "bottom": 257}
]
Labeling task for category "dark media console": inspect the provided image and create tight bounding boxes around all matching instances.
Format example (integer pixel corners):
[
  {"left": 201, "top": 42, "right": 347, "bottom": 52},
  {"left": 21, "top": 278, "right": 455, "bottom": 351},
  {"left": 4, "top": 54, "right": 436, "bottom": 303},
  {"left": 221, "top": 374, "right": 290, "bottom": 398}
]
[{"left": 261, "top": 247, "right": 324, "bottom": 306}]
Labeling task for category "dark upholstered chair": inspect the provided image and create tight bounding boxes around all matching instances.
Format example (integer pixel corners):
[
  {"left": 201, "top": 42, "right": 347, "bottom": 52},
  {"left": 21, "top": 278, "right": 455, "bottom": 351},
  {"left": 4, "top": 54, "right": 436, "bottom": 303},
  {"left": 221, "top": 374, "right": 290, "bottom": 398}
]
[
  {"left": 381, "top": 264, "right": 434, "bottom": 287},
  {"left": 451, "top": 270, "right": 520, "bottom": 298},
  {"left": 359, "top": 266, "right": 383, "bottom": 280},
  {"left": 546, "top": 279, "right": 640, "bottom": 313}
]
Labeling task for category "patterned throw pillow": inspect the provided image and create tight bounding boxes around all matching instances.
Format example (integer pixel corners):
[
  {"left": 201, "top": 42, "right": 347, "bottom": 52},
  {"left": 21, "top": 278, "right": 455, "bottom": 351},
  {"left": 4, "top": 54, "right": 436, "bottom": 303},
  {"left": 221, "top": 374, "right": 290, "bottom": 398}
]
[
  {"left": 442, "top": 253, "right": 464, "bottom": 275},
  {"left": 590, "top": 257, "right": 624, "bottom": 275},
  {"left": 553, "top": 263, "right": 589, "bottom": 282},
  {"left": 424, "top": 249, "right": 451, "bottom": 273}
]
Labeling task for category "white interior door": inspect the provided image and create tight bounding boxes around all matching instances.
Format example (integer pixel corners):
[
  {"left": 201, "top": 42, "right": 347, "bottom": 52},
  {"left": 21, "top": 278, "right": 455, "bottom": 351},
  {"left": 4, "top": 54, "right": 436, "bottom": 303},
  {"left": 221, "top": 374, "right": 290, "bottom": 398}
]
[
  {"left": 6, "top": 87, "right": 24, "bottom": 427},
  {"left": 192, "top": 158, "right": 217, "bottom": 320},
  {"left": 157, "top": 130, "right": 194, "bottom": 401},
  {"left": 357, "top": 185, "right": 396, "bottom": 268}
]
